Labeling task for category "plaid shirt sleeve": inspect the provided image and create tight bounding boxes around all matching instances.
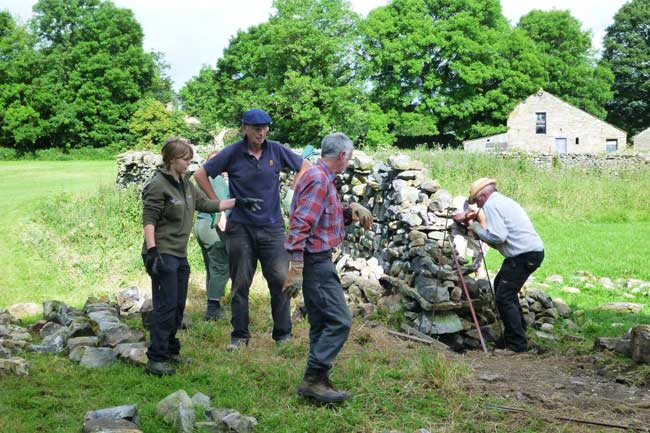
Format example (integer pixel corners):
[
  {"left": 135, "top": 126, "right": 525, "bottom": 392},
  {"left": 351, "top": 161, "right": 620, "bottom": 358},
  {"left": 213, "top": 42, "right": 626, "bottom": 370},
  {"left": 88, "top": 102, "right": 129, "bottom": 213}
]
[{"left": 284, "top": 169, "right": 327, "bottom": 262}]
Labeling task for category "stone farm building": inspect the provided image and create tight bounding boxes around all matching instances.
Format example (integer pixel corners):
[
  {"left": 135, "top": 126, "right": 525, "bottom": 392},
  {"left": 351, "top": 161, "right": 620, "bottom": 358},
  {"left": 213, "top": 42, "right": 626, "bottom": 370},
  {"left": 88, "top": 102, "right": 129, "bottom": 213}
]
[
  {"left": 633, "top": 127, "right": 650, "bottom": 152},
  {"left": 464, "top": 90, "right": 627, "bottom": 154}
]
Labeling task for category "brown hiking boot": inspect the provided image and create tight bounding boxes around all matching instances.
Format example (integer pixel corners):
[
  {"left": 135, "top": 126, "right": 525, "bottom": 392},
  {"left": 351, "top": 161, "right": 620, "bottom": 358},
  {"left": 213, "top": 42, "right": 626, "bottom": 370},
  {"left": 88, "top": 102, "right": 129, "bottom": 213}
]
[{"left": 297, "top": 374, "right": 351, "bottom": 403}]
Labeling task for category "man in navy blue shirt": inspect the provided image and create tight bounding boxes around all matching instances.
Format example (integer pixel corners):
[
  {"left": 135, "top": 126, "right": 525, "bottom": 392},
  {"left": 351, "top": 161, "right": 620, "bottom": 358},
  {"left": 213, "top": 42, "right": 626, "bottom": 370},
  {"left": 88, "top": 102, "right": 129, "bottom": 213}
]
[{"left": 195, "top": 109, "right": 310, "bottom": 350}]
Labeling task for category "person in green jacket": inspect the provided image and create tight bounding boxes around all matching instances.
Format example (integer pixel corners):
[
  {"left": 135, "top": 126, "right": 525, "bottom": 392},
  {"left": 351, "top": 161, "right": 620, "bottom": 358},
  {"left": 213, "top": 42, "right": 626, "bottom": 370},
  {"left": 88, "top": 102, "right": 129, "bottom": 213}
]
[
  {"left": 194, "top": 151, "right": 230, "bottom": 321},
  {"left": 141, "top": 137, "right": 262, "bottom": 376}
]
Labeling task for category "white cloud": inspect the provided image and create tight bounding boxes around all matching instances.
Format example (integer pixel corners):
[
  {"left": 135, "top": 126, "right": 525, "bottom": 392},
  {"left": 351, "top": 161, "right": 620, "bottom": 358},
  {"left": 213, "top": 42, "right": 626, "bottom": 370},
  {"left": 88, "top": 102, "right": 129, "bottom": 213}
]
[{"left": 2, "top": 0, "right": 627, "bottom": 91}]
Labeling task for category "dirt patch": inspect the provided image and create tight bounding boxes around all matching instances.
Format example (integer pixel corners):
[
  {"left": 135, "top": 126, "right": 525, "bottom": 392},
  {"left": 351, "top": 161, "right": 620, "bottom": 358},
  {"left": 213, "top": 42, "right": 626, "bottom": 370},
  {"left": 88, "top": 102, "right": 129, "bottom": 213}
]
[{"left": 460, "top": 349, "right": 650, "bottom": 431}]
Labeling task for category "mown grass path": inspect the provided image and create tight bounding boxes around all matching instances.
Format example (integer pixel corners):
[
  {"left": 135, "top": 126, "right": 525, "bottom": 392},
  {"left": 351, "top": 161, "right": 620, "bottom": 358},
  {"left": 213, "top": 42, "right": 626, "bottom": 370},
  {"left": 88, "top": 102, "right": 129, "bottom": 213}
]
[{"left": 0, "top": 161, "right": 115, "bottom": 306}]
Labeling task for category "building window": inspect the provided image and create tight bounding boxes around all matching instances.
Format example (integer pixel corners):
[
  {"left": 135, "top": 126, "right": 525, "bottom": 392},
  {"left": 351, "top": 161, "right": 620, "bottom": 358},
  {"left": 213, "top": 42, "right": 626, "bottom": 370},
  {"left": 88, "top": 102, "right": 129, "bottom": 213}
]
[
  {"left": 536, "top": 112, "right": 546, "bottom": 134},
  {"left": 575, "top": 137, "right": 579, "bottom": 145},
  {"left": 606, "top": 139, "right": 618, "bottom": 153}
]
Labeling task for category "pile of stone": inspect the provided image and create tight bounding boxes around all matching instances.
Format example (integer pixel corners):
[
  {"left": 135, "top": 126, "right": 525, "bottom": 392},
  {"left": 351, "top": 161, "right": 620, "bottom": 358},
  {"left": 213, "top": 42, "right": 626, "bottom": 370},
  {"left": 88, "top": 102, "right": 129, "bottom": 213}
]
[
  {"left": 288, "top": 151, "right": 574, "bottom": 351},
  {"left": 156, "top": 390, "right": 257, "bottom": 433},
  {"left": 594, "top": 325, "right": 650, "bottom": 364},
  {"left": 83, "top": 404, "right": 142, "bottom": 433},
  {"left": 116, "top": 149, "right": 209, "bottom": 189},
  {"left": 0, "top": 309, "right": 31, "bottom": 376},
  {"left": 0, "top": 288, "right": 150, "bottom": 375},
  {"left": 116, "top": 151, "right": 163, "bottom": 189}
]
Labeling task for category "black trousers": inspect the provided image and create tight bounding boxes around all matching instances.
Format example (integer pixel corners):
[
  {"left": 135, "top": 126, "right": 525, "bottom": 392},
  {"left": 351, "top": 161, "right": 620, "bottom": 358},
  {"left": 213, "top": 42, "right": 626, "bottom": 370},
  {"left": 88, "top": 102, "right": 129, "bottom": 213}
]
[
  {"left": 226, "top": 222, "right": 291, "bottom": 341},
  {"left": 494, "top": 250, "right": 544, "bottom": 352},
  {"left": 302, "top": 250, "right": 352, "bottom": 376},
  {"left": 146, "top": 254, "right": 190, "bottom": 362}
]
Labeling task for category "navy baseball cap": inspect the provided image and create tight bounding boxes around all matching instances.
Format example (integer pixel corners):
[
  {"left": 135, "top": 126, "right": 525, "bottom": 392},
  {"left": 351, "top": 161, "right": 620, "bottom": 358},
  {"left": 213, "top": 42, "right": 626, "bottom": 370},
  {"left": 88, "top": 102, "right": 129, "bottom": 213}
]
[{"left": 242, "top": 109, "right": 272, "bottom": 125}]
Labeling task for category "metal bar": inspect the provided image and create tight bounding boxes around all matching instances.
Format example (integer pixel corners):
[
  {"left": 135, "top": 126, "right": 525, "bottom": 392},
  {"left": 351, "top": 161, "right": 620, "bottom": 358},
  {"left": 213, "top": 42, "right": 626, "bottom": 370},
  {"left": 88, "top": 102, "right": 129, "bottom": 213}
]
[
  {"left": 448, "top": 234, "right": 488, "bottom": 353},
  {"left": 487, "top": 404, "right": 650, "bottom": 432},
  {"left": 442, "top": 208, "right": 487, "bottom": 353}
]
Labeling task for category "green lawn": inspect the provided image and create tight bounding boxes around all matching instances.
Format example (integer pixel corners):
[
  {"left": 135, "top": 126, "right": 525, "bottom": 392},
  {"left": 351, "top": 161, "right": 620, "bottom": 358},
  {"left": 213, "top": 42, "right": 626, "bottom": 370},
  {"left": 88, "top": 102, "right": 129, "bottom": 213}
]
[{"left": 0, "top": 161, "right": 115, "bottom": 306}]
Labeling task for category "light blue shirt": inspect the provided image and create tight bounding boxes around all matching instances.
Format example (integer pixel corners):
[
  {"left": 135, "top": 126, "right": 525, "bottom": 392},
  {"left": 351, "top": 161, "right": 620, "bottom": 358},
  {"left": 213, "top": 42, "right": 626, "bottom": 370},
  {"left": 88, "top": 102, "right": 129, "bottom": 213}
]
[{"left": 478, "top": 192, "right": 543, "bottom": 258}]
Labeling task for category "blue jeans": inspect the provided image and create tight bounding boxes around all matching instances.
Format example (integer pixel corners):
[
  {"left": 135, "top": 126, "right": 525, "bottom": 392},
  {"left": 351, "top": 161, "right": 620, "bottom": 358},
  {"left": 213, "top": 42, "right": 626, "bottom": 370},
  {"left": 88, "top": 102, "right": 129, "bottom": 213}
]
[
  {"left": 226, "top": 222, "right": 291, "bottom": 341},
  {"left": 495, "top": 250, "right": 544, "bottom": 352},
  {"left": 145, "top": 254, "right": 190, "bottom": 362},
  {"left": 302, "top": 250, "right": 352, "bottom": 376}
]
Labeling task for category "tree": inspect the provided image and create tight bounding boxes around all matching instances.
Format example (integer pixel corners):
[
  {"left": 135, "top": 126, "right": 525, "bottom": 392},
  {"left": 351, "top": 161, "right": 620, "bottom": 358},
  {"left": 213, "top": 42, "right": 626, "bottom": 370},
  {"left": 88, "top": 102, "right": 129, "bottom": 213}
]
[
  {"left": 179, "top": 66, "right": 221, "bottom": 130},
  {"left": 517, "top": 10, "right": 613, "bottom": 119},
  {"left": 360, "top": 0, "right": 547, "bottom": 145},
  {"left": 0, "top": 11, "right": 44, "bottom": 150},
  {"left": 602, "top": 0, "right": 650, "bottom": 136},
  {"left": 26, "top": 0, "right": 169, "bottom": 149},
  {"left": 180, "top": 0, "right": 372, "bottom": 146}
]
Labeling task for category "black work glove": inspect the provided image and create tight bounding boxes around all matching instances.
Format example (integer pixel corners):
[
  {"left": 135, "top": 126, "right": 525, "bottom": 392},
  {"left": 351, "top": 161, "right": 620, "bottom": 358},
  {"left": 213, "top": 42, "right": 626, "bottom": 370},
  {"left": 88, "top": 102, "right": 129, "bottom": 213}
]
[
  {"left": 144, "top": 246, "right": 169, "bottom": 277},
  {"left": 236, "top": 197, "right": 264, "bottom": 212}
]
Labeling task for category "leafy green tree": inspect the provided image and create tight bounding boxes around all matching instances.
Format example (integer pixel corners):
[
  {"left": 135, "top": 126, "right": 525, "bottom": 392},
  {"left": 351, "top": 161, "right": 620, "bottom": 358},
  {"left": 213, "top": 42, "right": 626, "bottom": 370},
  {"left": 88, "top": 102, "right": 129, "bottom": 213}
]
[
  {"left": 27, "top": 0, "right": 169, "bottom": 150},
  {"left": 360, "top": 0, "right": 546, "bottom": 145},
  {"left": 128, "top": 99, "right": 181, "bottom": 150},
  {"left": 0, "top": 11, "right": 44, "bottom": 150},
  {"left": 602, "top": 0, "right": 650, "bottom": 136},
  {"left": 179, "top": 66, "right": 221, "bottom": 130},
  {"left": 517, "top": 10, "right": 613, "bottom": 119},
  {"left": 180, "top": 0, "right": 371, "bottom": 146}
]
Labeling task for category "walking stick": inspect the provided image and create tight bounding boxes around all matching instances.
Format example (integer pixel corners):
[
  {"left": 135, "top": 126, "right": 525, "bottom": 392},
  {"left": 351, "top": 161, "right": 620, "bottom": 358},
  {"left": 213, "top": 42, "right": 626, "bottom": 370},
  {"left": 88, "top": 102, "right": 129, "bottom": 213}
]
[{"left": 443, "top": 210, "right": 488, "bottom": 353}]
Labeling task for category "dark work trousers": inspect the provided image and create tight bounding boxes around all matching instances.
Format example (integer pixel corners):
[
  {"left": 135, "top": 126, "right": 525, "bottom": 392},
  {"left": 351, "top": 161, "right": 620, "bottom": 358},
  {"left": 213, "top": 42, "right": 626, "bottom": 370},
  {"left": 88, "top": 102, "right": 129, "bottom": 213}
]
[
  {"left": 494, "top": 250, "right": 544, "bottom": 352},
  {"left": 302, "top": 250, "right": 352, "bottom": 377},
  {"left": 146, "top": 254, "right": 190, "bottom": 362},
  {"left": 226, "top": 222, "right": 291, "bottom": 341}
]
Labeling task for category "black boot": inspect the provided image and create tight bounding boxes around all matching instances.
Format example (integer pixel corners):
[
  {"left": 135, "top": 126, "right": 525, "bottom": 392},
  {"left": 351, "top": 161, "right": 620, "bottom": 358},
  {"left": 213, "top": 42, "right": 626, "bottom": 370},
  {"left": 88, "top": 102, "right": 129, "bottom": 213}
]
[
  {"left": 297, "top": 372, "right": 351, "bottom": 403},
  {"left": 204, "top": 299, "right": 223, "bottom": 321},
  {"left": 146, "top": 360, "right": 175, "bottom": 376}
]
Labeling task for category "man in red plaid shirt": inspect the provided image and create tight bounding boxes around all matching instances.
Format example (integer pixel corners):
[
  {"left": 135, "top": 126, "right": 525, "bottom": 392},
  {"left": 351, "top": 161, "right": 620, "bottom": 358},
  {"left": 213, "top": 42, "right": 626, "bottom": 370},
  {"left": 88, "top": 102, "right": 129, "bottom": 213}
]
[{"left": 283, "top": 132, "right": 372, "bottom": 403}]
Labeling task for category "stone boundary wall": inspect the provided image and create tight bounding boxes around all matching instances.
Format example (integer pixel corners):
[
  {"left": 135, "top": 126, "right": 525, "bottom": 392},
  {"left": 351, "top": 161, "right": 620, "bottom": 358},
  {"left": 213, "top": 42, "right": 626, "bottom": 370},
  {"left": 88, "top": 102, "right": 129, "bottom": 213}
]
[{"left": 498, "top": 152, "right": 650, "bottom": 171}]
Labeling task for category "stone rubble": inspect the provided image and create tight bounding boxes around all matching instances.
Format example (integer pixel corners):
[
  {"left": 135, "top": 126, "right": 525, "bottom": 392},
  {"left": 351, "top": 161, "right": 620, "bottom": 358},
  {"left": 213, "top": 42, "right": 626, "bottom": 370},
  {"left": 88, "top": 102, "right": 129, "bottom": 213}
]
[
  {"left": 0, "top": 288, "right": 150, "bottom": 376},
  {"left": 158, "top": 390, "right": 257, "bottom": 433},
  {"left": 83, "top": 404, "right": 142, "bottom": 433}
]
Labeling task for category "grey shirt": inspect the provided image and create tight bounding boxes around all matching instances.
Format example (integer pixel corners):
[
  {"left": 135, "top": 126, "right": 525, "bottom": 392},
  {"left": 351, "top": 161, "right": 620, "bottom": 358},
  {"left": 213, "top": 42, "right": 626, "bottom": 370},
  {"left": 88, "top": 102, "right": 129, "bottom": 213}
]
[{"left": 476, "top": 192, "right": 543, "bottom": 258}]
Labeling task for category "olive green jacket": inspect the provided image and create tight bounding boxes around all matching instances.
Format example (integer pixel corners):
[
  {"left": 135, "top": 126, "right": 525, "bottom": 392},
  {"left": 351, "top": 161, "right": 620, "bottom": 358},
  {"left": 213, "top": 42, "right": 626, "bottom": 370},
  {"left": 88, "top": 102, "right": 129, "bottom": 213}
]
[{"left": 142, "top": 166, "right": 221, "bottom": 257}]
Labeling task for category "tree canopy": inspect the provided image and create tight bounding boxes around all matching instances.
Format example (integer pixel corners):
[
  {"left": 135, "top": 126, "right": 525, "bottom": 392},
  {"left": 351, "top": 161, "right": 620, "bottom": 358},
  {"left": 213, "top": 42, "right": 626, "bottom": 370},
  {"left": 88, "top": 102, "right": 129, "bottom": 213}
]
[
  {"left": 0, "top": 0, "right": 171, "bottom": 151},
  {"left": 360, "top": 0, "right": 551, "bottom": 144},
  {"left": 180, "top": 0, "right": 371, "bottom": 146},
  {"left": 602, "top": 0, "right": 650, "bottom": 136},
  {"left": 516, "top": 10, "right": 613, "bottom": 120},
  {"left": 2, "top": 0, "right": 629, "bottom": 150}
]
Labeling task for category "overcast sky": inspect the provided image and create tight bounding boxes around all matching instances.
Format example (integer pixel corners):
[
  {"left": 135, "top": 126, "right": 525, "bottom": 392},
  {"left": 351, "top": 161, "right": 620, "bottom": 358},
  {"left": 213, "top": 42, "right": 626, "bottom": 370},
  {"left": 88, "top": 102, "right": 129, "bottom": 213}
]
[{"left": 3, "top": 0, "right": 627, "bottom": 91}]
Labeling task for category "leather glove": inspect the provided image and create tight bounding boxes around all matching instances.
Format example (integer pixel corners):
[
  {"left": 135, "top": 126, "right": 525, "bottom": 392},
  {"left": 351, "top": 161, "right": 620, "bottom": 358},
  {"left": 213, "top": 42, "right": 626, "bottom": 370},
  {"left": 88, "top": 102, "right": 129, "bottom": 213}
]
[
  {"left": 282, "top": 189, "right": 294, "bottom": 215},
  {"left": 349, "top": 202, "right": 373, "bottom": 229},
  {"left": 144, "top": 246, "right": 169, "bottom": 277},
  {"left": 282, "top": 260, "right": 303, "bottom": 299},
  {"left": 235, "top": 197, "right": 264, "bottom": 212}
]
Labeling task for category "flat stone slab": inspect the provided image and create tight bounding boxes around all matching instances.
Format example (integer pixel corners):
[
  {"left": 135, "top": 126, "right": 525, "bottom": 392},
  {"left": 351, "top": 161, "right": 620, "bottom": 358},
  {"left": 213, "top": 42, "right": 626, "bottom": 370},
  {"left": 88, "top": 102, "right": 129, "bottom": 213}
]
[
  {"left": 8, "top": 302, "right": 42, "bottom": 320},
  {"left": 0, "top": 356, "right": 30, "bottom": 376},
  {"left": 598, "top": 302, "right": 644, "bottom": 314},
  {"left": 80, "top": 347, "right": 116, "bottom": 368}
]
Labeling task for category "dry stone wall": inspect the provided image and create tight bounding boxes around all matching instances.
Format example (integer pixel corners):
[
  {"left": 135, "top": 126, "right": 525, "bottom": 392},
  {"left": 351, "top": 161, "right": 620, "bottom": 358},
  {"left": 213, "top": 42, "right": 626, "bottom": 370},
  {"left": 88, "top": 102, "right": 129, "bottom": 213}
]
[{"left": 500, "top": 152, "right": 650, "bottom": 172}]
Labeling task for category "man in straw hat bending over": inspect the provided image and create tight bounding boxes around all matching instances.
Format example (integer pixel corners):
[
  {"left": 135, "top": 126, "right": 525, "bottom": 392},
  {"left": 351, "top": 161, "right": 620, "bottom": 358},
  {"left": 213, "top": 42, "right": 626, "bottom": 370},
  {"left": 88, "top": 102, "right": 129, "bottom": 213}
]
[{"left": 467, "top": 178, "right": 544, "bottom": 353}]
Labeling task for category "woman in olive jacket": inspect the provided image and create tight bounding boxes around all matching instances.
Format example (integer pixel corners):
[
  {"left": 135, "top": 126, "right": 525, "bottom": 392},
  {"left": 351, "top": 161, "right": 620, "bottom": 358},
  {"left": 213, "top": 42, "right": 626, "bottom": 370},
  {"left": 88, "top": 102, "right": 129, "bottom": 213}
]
[{"left": 141, "top": 137, "right": 261, "bottom": 376}]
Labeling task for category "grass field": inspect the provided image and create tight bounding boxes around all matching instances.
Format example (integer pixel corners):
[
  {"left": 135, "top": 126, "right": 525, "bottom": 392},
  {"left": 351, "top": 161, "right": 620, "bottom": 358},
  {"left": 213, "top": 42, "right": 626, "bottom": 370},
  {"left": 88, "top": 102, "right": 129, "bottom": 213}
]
[
  {"left": 0, "top": 155, "right": 649, "bottom": 433},
  {"left": 0, "top": 161, "right": 116, "bottom": 306}
]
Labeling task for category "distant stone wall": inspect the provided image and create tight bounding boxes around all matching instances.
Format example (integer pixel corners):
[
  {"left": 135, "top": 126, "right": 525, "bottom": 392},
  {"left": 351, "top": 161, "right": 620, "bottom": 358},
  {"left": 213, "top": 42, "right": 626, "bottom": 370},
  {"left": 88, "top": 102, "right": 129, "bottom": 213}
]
[{"left": 499, "top": 152, "right": 650, "bottom": 172}]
